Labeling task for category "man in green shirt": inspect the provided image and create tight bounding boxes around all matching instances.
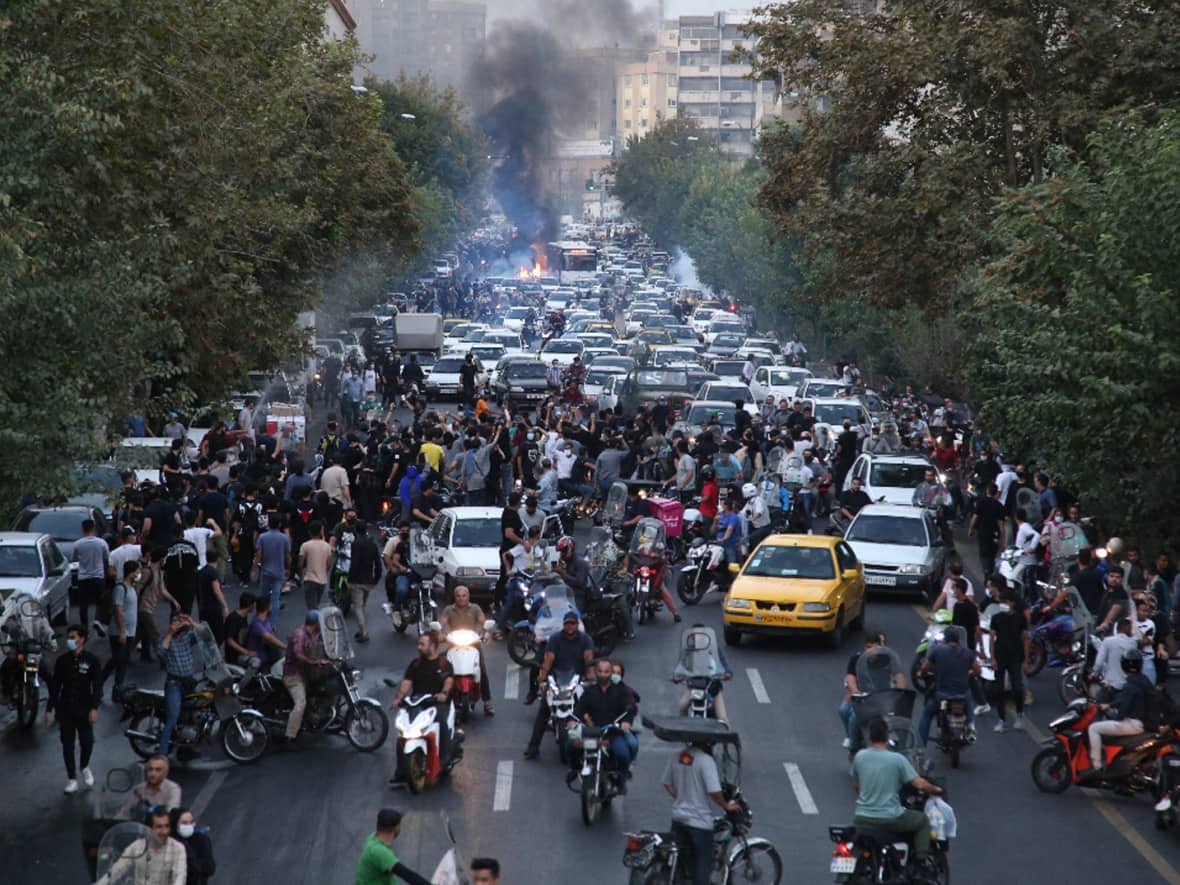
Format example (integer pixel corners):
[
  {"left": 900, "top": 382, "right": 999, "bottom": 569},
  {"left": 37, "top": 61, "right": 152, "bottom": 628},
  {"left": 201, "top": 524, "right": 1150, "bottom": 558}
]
[
  {"left": 850, "top": 718, "right": 943, "bottom": 861},
  {"left": 356, "top": 809, "right": 432, "bottom": 885}
]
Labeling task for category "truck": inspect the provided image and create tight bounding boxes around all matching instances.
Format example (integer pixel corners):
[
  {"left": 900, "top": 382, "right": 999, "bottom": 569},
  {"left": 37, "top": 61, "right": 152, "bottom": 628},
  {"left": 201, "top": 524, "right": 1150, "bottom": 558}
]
[{"left": 395, "top": 312, "right": 444, "bottom": 356}]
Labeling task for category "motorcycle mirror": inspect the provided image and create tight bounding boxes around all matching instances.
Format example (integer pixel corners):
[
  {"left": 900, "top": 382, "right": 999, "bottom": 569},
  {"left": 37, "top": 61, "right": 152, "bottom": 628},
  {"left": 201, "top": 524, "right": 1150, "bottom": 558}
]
[{"left": 483, "top": 619, "right": 497, "bottom": 632}]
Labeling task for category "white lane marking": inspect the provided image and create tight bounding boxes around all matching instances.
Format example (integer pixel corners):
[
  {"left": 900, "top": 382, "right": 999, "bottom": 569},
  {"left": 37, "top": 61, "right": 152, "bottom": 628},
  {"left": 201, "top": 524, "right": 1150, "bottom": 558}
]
[
  {"left": 190, "top": 771, "right": 227, "bottom": 819},
  {"left": 746, "top": 667, "right": 770, "bottom": 704},
  {"left": 784, "top": 763, "right": 818, "bottom": 815},
  {"left": 493, "top": 760, "right": 514, "bottom": 812},
  {"left": 504, "top": 661, "right": 521, "bottom": 701}
]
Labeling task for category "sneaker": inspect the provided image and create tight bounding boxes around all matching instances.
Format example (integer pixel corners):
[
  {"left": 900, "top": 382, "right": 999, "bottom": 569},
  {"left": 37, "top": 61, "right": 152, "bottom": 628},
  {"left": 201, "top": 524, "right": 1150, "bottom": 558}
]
[
  {"left": 993, "top": 721, "right": 1008, "bottom": 734},
  {"left": 92, "top": 620, "right": 108, "bottom": 639},
  {"left": 673, "top": 613, "right": 682, "bottom": 623},
  {"left": 1013, "top": 714, "right": 1025, "bottom": 731},
  {"left": 842, "top": 737, "right": 851, "bottom": 749},
  {"left": 64, "top": 780, "right": 79, "bottom": 794},
  {"left": 81, "top": 767, "right": 94, "bottom": 788},
  {"left": 973, "top": 704, "right": 991, "bottom": 716},
  {"left": 392, "top": 611, "right": 403, "bottom": 628},
  {"left": 483, "top": 703, "right": 495, "bottom": 717},
  {"left": 616, "top": 779, "right": 628, "bottom": 796},
  {"left": 1024, "top": 688, "right": 1035, "bottom": 706},
  {"left": 381, "top": 603, "right": 393, "bottom": 616}
]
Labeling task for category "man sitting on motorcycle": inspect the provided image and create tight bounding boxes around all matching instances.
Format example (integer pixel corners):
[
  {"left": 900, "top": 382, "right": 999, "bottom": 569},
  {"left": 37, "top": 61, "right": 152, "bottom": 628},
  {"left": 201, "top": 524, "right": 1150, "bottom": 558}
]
[
  {"left": 392, "top": 632, "right": 455, "bottom": 762},
  {"left": 282, "top": 610, "right": 331, "bottom": 743},
  {"left": 852, "top": 718, "right": 944, "bottom": 869},
  {"left": 0, "top": 593, "right": 55, "bottom": 702},
  {"left": 1086, "top": 648, "right": 1155, "bottom": 779},
  {"left": 674, "top": 623, "right": 733, "bottom": 723},
  {"left": 567, "top": 658, "right": 637, "bottom": 792},
  {"left": 440, "top": 585, "right": 493, "bottom": 716},
  {"left": 916, "top": 626, "right": 981, "bottom": 746},
  {"left": 524, "top": 610, "right": 594, "bottom": 757},
  {"left": 623, "top": 522, "right": 682, "bottom": 623}
]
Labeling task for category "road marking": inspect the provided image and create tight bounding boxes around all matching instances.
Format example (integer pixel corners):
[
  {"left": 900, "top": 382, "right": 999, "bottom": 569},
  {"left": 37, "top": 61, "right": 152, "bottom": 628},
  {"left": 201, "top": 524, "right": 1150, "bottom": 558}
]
[
  {"left": 504, "top": 661, "right": 521, "bottom": 701},
  {"left": 493, "top": 760, "right": 514, "bottom": 812},
  {"left": 746, "top": 668, "right": 770, "bottom": 704},
  {"left": 910, "top": 606, "right": 1180, "bottom": 883},
  {"left": 190, "top": 771, "right": 226, "bottom": 819},
  {"left": 783, "top": 763, "right": 818, "bottom": 814}
]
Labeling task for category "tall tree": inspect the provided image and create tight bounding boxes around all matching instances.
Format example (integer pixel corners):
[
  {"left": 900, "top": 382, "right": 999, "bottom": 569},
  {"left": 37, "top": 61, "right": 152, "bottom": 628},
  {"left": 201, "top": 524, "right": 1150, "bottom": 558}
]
[
  {"left": 749, "top": 0, "right": 1180, "bottom": 312},
  {"left": 962, "top": 113, "right": 1180, "bottom": 541}
]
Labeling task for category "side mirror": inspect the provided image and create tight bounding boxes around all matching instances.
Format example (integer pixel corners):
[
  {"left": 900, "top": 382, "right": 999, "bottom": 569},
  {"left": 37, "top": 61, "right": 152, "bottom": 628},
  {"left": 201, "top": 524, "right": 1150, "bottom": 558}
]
[
  {"left": 842, "top": 568, "right": 859, "bottom": 580},
  {"left": 727, "top": 563, "right": 741, "bottom": 575}
]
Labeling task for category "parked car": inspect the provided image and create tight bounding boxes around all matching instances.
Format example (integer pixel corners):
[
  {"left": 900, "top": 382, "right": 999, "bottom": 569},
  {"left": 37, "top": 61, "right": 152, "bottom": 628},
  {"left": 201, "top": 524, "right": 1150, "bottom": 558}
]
[
  {"left": 843, "top": 504, "right": 946, "bottom": 598},
  {"left": 11, "top": 506, "right": 110, "bottom": 572},
  {"left": 0, "top": 532, "right": 72, "bottom": 624},
  {"left": 540, "top": 338, "right": 585, "bottom": 369}
]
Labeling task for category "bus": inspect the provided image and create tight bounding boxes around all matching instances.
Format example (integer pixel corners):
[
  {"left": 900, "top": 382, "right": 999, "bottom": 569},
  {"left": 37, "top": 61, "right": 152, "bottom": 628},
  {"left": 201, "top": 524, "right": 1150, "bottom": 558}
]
[{"left": 545, "top": 241, "right": 599, "bottom": 287}]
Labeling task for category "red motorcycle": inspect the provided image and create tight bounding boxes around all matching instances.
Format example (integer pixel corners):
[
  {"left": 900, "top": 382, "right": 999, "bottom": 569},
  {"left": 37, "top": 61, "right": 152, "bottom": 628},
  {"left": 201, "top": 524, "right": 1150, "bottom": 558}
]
[{"left": 1031, "top": 698, "right": 1174, "bottom": 795}]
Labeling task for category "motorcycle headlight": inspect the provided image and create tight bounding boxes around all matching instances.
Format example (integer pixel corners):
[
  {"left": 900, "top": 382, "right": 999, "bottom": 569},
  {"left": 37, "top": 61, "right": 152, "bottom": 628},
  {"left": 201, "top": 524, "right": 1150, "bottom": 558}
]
[
  {"left": 801, "top": 602, "right": 831, "bottom": 613},
  {"left": 898, "top": 564, "right": 929, "bottom": 575},
  {"left": 456, "top": 567, "right": 486, "bottom": 577},
  {"left": 351, "top": 669, "right": 363, "bottom": 682},
  {"left": 726, "top": 597, "right": 751, "bottom": 609}
]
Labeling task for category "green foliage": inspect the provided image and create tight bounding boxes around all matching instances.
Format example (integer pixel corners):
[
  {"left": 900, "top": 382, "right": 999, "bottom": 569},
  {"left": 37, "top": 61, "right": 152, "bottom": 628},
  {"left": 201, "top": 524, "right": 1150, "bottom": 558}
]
[
  {"left": 0, "top": 0, "right": 422, "bottom": 508},
  {"left": 748, "top": 0, "right": 1180, "bottom": 313},
  {"left": 962, "top": 112, "right": 1180, "bottom": 541}
]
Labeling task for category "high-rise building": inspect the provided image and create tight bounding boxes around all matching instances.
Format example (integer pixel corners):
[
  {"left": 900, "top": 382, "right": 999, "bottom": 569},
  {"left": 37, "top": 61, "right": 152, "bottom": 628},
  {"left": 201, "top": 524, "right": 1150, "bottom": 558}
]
[
  {"left": 351, "top": 0, "right": 486, "bottom": 93},
  {"left": 616, "top": 50, "right": 680, "bottom": 138}
]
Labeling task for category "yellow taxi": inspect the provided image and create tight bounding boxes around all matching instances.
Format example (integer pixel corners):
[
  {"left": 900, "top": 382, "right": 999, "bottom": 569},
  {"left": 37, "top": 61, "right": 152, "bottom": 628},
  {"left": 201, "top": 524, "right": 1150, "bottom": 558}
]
[{"left": 722, "top": 534, "right": 866, "bottom": 648}]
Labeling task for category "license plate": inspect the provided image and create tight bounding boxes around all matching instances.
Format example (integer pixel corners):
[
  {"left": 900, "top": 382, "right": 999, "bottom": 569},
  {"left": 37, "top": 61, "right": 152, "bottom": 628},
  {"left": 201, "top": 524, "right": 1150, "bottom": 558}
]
[
  {"left": 754, "top": 613, "right": 791, "bottom": 625},
  {"left": 831, "top": 857, "right": 856, "bottom": 874},
  {"left": 865, "top": 574, "right": 897, "bottom": 586}
]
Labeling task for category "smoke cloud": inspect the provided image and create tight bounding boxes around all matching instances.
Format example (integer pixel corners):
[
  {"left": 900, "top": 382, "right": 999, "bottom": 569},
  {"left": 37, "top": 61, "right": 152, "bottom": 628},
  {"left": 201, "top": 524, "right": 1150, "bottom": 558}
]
[{"left": 466, "top": 1, "right": 655, "bottom": 244}]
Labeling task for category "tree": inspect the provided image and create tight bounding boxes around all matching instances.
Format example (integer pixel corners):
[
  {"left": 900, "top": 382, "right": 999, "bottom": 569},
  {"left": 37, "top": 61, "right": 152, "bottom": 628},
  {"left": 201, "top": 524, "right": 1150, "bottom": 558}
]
[
  {"left": 0, "top": 0, "right": 421, "bottom": 509},
  {"left": 748, "top": 0, "right": 1180, "bottom": 313},
  {"left": 962, "top": 112, "right": 1180, "bottom": 541}
]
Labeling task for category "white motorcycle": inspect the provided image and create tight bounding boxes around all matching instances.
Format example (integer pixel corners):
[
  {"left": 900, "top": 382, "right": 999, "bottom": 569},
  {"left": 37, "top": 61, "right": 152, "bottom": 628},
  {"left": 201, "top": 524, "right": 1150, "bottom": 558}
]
[
  {"left": 393, "top": 694, "right": 462, "bottom": 793},
  {"left": 547, "top": 671, "right": 585, "bottom": 765},
  {"left": 444, "top": 620, "right": 495, "bottom": 725},
  {"left": 678, "top": 537, "right": 731, "bottom": 606}
]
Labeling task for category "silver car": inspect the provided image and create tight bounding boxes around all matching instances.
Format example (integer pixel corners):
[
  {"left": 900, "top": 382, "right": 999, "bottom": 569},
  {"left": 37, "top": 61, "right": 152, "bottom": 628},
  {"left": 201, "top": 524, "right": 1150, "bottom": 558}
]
[{"left": 0, "top": 532, "right": 72, "bottom": 623}]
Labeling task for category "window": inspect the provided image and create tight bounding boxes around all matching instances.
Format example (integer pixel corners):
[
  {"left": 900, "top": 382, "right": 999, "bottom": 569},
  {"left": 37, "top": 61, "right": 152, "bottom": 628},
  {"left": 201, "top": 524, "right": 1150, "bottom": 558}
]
[
  {"left": 624, "top": 120, "right": 632, "bottom": 129},
  {"left": 835, "top": 542, "right": 859, "bottom": 572},
  {"left": 667, "top": 98, "right": 677, "bottom": 107},
  {"left": 668, "top": 74, "right": 678, "bottom": 85},
  {"left": 640, "top": 119, "right": 648, "bottom": 128},
  {"left": 624, "top": 99, "right": 631, "bottom": 108},
  {"left": 640, "top": 98, "right": 648, "bottom": 107},
  {"left": 641, "top": 75, "right": 649, "bottom": 86},
  {"left": 743, "top": 545, "right": 836, "bottom": 580},
  {"left": 624, "top": 76, "right": 632, "bottom": 86}
]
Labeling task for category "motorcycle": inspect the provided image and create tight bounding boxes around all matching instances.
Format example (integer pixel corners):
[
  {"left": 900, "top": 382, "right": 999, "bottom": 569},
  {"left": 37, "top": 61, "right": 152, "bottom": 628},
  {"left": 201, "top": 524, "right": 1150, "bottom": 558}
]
[
  {"left": 383, "top": 564, "right": 439, "bottom": 636},
  {"left": 392, "top": 694, "right": 463, "bottom": 793},
  {"left": 829, "top": 788, "right": 952, "bottom": 884},
  {"left": 238, "top": 606, "right": 388, "bottom": 751},
  {"left": 910, "top": 609, "right": 953, "bottom": 694},
  {"left": 623, "top": 716, "right": 782, "bottom": 884},
  {"left": 672, "top": 624, "right": 730, "bottom": 720},
  {"left": 1030, "top": 698, "right": 1172, "bottom": 795},
  {"left": 1, "top": 597, "right": 53, "bottom": 730},
  {"left": 932, "top": 694, "right": 972, "bottom": 769},
  {"left": 568, "top": 715, "right": 629, "bottom": 826},
  {"left": 95, "top": 819, "right": 159, "bottom": 885},
  {"left": 445, "top": 622, "right": 495, "bottom": 725},
  {"left": 547, "top": 671, "right": 585, "bottom": 764},
  {"left": 678, "top": 537, "right": 731, "bottom": 606},
  {"left": 122, "top": 622, "right": 269, "bottom": 764},
  {"left": 505, "top": 575, "right": 563, "bottom": 667},
  {"left": 629, "top": 517, "right": 668, "bottom": 625}
]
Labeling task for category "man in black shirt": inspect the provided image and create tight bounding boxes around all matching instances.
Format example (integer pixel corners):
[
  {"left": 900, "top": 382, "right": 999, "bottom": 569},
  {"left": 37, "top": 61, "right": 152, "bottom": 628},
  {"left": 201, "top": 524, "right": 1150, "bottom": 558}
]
[
  {"left": 411, "top": 477, "right": 443, "bottom": 528},
  {"left": 196, "top": 551, "right": 229, "bottom": 644},
  {"left": 838, "top": 477, "right": 872, "bottom": 522},
  {"left": 1066, "top": 548, "right": 1104, "bottom": 616},
  {"left": 988, "top": 591, "right": 1028, "bottom": 733},
  {"left": 162, "top": 525, "right": 200, "bottom": 618},
  {"left": 392, "top": 632, "right": 455, "bottom": 765},
  {"left": 45, "top": 625, "right": 102, "bottom": 792},
  {"left": 968, "top": 484, "right": 1007, "bottom": 578},
  {"left": 459, "top": 354, "right": 478, "bottom": 411},
  {"left": 142, "top": 488, "right": 181, "bottom": 555},
  {"left": 495, "top": 493, "right": 525, "bottom": 611},
  {"left": 223, "top": 593, "right": 255, "bottom": 666},
  {"left": 524, "top": 611, "right": 594, "bottom": 758},
  {"left": 833, "top": 420, "right": 860, "bottom": 491},
  {"left": 569, "top": 658, "right": 637, "bottom": 790}
]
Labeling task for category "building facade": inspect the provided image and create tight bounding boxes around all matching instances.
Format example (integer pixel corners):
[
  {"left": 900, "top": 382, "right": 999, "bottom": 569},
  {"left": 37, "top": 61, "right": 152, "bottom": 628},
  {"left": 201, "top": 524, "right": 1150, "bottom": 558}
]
[
  {"left": 616, "top": 50, "right": 680, "bottom": 139},
  {"left": 351, "top": 0, "right": 485, "bottom": 92}
]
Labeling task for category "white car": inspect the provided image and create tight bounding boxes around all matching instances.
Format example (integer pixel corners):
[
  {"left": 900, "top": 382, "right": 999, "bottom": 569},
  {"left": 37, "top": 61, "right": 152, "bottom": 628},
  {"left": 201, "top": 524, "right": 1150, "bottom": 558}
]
[
  {"left": 802, "top": 397, "right": 873, "bottom": 450},
  {"left": 749, "top": 365, "right": 813, "bottom": 404},
  {"left": 843, "top": 453, "right": 936, "bottom": 507},
  {"left": 0, "top": 532, "right": 72, "bottom": 623},
  {"left": 540, "top": 338, "right": 585, "bottom": 369},
  {"left": 573, "top": 332, "right": 614, "bottom": 350},
  {"left": 413, "top": 507, "right": 562, "bottom": 601},
  {"left": 481, "top": 330, "right": 525, "bottom": 355},
  {"left": 796, "top": 378, "right": 850, "bottom": 399},
  {"left": 501, "top": 306, "right": 531, "bottom": 334},
  {"left": 704, "top": 317, "right": 746, "bottom": 345},
  {"left": 425, "top": 355, "right": 484, "bottom": 399},
  {"left": 843, "top": 504, "right": 947, "bottom": 598},
  {"left": 582, "top": 347, "right": 619, "bottom": 364},
  {"left": 583, "top": 366, "right": 629, "bottom": 407},
  {"left": 468, "top": 344, "right": 506, "bottom": 373},
  {"left": 443, "top": 322, "right": 487, "bottom": 352},
  {"left": 625, "top": 311, "right": 654, "bottom": 336},
  {"left": 694, "top": 381, "right": 759, "bottom": 416},
  {"left": 651, "top": 346, "right": 701, "bottom": 368},
  {"left": 689, "top": 308, "right": 717, "bottom": 336}
]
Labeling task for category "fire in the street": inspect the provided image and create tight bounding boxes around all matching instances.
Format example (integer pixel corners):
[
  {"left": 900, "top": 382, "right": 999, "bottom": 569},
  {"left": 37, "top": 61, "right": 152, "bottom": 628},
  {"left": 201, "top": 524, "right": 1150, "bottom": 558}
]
[{"left": 517, "top": 263, "right": 543, "bottom": 280}]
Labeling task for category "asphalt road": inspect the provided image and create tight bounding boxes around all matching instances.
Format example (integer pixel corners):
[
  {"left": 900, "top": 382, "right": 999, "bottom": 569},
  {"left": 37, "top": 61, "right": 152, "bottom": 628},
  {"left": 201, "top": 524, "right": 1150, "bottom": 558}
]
[{"left": 5, "top": 406, "right": 1180, "bottom": 884}]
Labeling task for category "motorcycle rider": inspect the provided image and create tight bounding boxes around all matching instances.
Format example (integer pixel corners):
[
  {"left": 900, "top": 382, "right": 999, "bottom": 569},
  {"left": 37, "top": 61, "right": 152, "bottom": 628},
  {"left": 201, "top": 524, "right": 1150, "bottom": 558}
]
[
  {"left": 1093, "top": 617, "right": 1139, "bottom": 694},
  {"left": 1086, "top": 648, "right": 1155, "bottom": 779},
  {"left": 567, "top": 658, "right": 637, "bottom": 792},
  {"left": 662, "top": 738, "right": 743, "bottom": 885},
  {"left": 741, "top": 482, "right": 772, "bottom": 551},
  {"left": 381, "top": 521, "right": 413, "bottom": 627},
  {"left": 623, "top": 520, "right": 682, "bottom": 623},
  {"left": 392, "top": 631, "right": 455, "bottom": 764},
  {"left": 911, "top": 467, "right": 951, "bottom": 526},
  {"left": 916, "top": 626, "right": 981, "bottom": 746},
  {"left": 281, "top": 610, "right": 330, "bottom": 745},
  {"left": 440, "top": 586, "right": 494, "bottom": 716},
  {"left": 0, "top": 592, "right": 55, "bottom": 703},
  {"left": 847, "top": 633, "right": 908, "bottom": 753},
  {"left": 852, "top": 718, "right": 944, "bottom": 871},
  {"left": 156, "top": 613, "right": 201, "bottom": 759},
  {"left": 674, "top": 623, "right": 733, "bottom": 722},
  {"left": 524, "top": 610, "right": 594, "bottom": 758}
]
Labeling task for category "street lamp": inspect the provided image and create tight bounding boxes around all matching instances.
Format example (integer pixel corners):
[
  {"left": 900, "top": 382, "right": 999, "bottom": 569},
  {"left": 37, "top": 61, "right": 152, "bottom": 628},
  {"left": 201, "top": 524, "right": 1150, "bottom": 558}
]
[{"left": 399, "top": 113, "right": 417, "bottom": 120}]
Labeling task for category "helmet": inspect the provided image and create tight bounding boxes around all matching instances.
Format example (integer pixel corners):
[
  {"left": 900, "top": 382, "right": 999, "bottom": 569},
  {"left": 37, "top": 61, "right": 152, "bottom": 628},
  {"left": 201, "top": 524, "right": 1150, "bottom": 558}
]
[
  {"left": 556, "top": 536, "right": 575, "bottom": 556},
  {"left": 1121, "top": 648, "right": 1143, "bottom": 674},
  {"left": 741, "top": 482, "right": 758, "bottom": 501},
  {"left": 700, "top": 464, "right": 715, "bottom": 480},
  {"left": 1107, "top": 537, "right": 1125, "bottom": 557}
]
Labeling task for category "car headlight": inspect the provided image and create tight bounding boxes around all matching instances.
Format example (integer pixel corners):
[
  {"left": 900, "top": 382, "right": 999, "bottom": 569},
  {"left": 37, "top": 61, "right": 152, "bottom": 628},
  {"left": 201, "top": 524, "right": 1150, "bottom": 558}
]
[
  {"left": 801, "top": 602, "right": 831, "bottom": 613},
  {"left": 726, "top": 597, "right": 752, "bottom": 609},
  {"left": 898, "top": 564, "right": 930, "bottom": 575},
  {"left": 456, "top": 567, "right": 486, "bottom": 577}
]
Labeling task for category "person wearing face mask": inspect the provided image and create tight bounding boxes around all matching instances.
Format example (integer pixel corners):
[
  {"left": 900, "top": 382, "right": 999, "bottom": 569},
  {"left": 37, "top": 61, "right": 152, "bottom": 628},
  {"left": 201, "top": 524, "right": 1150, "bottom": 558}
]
[
  {"left": 567, "top": 658, "right": 637, "bottom": 791},
  {"left": 97, "top": 808, "right": 186, "bottom": 885},
  {"left": 45, "top": 624, "right": 102, "bottom": 793},
  {"left": 170, "top": 806, "right": 216, "bottom": 885}
]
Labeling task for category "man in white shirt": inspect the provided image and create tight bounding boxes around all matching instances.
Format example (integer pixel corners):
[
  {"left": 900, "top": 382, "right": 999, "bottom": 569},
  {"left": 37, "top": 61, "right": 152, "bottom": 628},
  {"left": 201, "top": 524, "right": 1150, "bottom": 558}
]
[
  {"left": 320, "top": 459, "right": 352, "bottom": 509},
  {"left": 1093, "top": 620, "right": 1137, "bottom": 690},
  {"left": 109, "top": 529, "right": 143, "bottom": 583},
  {"left": 182, "top": 513, "right": 220, "bottom": 569},
  {"left": 996, "top": 463, "right": 1018, "bottom": 507},
  {"left": 741, "top": 356, "right": 756, "bottom": 385},
  {"left": 1014, "top": 516, "right": 1041, "bottom": 600}
]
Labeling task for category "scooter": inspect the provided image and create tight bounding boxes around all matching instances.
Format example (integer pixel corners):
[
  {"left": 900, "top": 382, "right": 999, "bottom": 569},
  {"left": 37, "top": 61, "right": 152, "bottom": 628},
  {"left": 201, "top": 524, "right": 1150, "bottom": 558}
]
[
  {"left": 392, "top": 694, "right": 463, "bottom": 793},
  {"left": 445, "top": 622, "right": 495, "bottom": 725},
  {"left": 546, "top": 672, "right": 585, "bottom": 764},
  {"left": 632, "top": 562, "right": 664, "bottom": 624}
]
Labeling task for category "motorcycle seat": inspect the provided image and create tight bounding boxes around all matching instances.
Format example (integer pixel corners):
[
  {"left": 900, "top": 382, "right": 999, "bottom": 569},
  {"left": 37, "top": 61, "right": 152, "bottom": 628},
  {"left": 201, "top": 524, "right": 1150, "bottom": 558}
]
[
  {"left": 1103, "top": 732, "right": 1148, "bottom": 747},
  {"left": 851, "top": 824, "right": 912, "bottom": 850}
]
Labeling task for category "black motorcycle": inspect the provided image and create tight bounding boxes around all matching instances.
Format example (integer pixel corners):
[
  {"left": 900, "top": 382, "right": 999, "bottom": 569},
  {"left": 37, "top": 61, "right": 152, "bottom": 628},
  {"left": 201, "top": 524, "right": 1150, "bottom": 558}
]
[
  {"left": 828, "top": 785, "right": 950, "bottom": 884},
  {"left": 383, "top": 564, "right": 439, "bottom": 636},
  {"left": 932, "top": 695, "right": 972, "bottom": 769}
]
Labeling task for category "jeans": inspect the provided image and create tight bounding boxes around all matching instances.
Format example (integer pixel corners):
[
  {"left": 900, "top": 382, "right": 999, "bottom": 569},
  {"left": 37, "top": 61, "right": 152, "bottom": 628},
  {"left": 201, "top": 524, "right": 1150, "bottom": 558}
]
[
  {"left": 303, "top": 580, "right": 326, "bottom": 611},
  {"left": 497, "top": 585, "right": 526, "bottom": 631},
  {"left": 499, "top": 464, "right": 514, "bottom": 504},
  {"left": 672, "top": 821, "right": 714, "bottom": 885},
  {"left": 59, "top": 713, "right": 95, "bottom": 780},
  {"left": 101, "top": 638, "right": 131, "bottom": 693},
  {"left": 260, "top": 572, "right": 285, "bottom": 616},
  {"left": 159, "top": 677, "right": 186, "bottom": 757},
  {"left": 854, "top": 810, "right": 931, "bottom": 859},
  {"left": 566, "top": 731, "right": 634, "bottom": 772},
  {"left": 838, "top": 698, "right": 854, "bottom": 740},
  {"left": 991, "top": 660, "right": 1025, "bottom": 720},
  {"left": 77, "top": 578, "right": 108, "bottom": 630},
  {"left": 918, "top": 691, "right": 973, "bottom": 745},
  {"left": 800, "top": 490, "right": 815, "bottom": 517}
]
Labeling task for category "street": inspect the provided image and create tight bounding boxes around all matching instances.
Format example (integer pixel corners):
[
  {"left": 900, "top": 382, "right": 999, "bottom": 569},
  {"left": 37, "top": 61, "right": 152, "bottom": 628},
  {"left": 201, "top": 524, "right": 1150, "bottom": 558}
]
[{"left": 3, "top": 476, "right": 1178, "bottom": 885}]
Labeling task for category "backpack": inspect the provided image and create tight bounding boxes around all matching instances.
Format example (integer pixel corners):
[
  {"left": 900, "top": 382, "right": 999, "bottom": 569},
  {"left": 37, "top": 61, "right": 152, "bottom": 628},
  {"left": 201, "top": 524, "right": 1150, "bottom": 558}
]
[{"left": 238, "top": 500, "right": 263, "bottom": 536}]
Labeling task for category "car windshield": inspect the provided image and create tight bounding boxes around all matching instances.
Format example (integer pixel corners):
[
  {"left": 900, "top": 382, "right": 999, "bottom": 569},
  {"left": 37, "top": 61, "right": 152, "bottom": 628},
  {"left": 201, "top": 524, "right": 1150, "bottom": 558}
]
[
  {"left": 0, "top": 546, "right": 44, "bottom": 578},
  {"left": 687, "top": 404, "right": 737, "bottom": 426},
  {"left": 813, "top": 403, "right": 864, "bottom": 424},
  {"left": 595, "top": 359, "right": 634, "bottom": 373},
  {"left": 544, "top": 341, "right": 582, "bottom": 353},
  {"left": 768, "top": 369, "right": 805, "bottom": 385},
  {"left": 586, "top": 370, "right": 621, "bottom": 386},
  {"left": 713, "top": 362, "right": 744, "bottom": 377},
  {"left": 449, "top": 325, "right": 473, "bottom": 338},
  {"left": 506, "top": 308, "right": 529, "bottom": 318},
  {"left": 653, "top": 350, "right": 696, "bottom": 366},
  {"left": 451, "top": 517, "right": 504, "bottom": 548},
  {"left": 471, "top": 348, "right": 503, "bottom": 361},
  {"left": 636, "top": 370, "right": 688, "bottom": 388},
  {"left": 846, "top": 515, "right": 928, "bottom": 547},
  {"left": 462, "top": 329, "right": 488, "bottom": 342},
  {"left": 507, "top": 363, "right": 548, "bottom": 379},
  {"left": 869, "top": 463, "right": 931, "bottom": 488},
  {"left": 15, "top": 511, "right": 86, "bottom": 542},
  {"left": 805, "top": 381, "right": 846, "bottom": 395},
  {"left": 712, "top": 334, "right": 745, "bottom": 348},
  {"left": 743, "top": 545, "right": 835, "bottom": 580},
  {"left": 707, "top": 385, "right": 752, "bottom": 402},
  {"left": 432, "top": 359, "right": 465, "bottom": 373}
]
